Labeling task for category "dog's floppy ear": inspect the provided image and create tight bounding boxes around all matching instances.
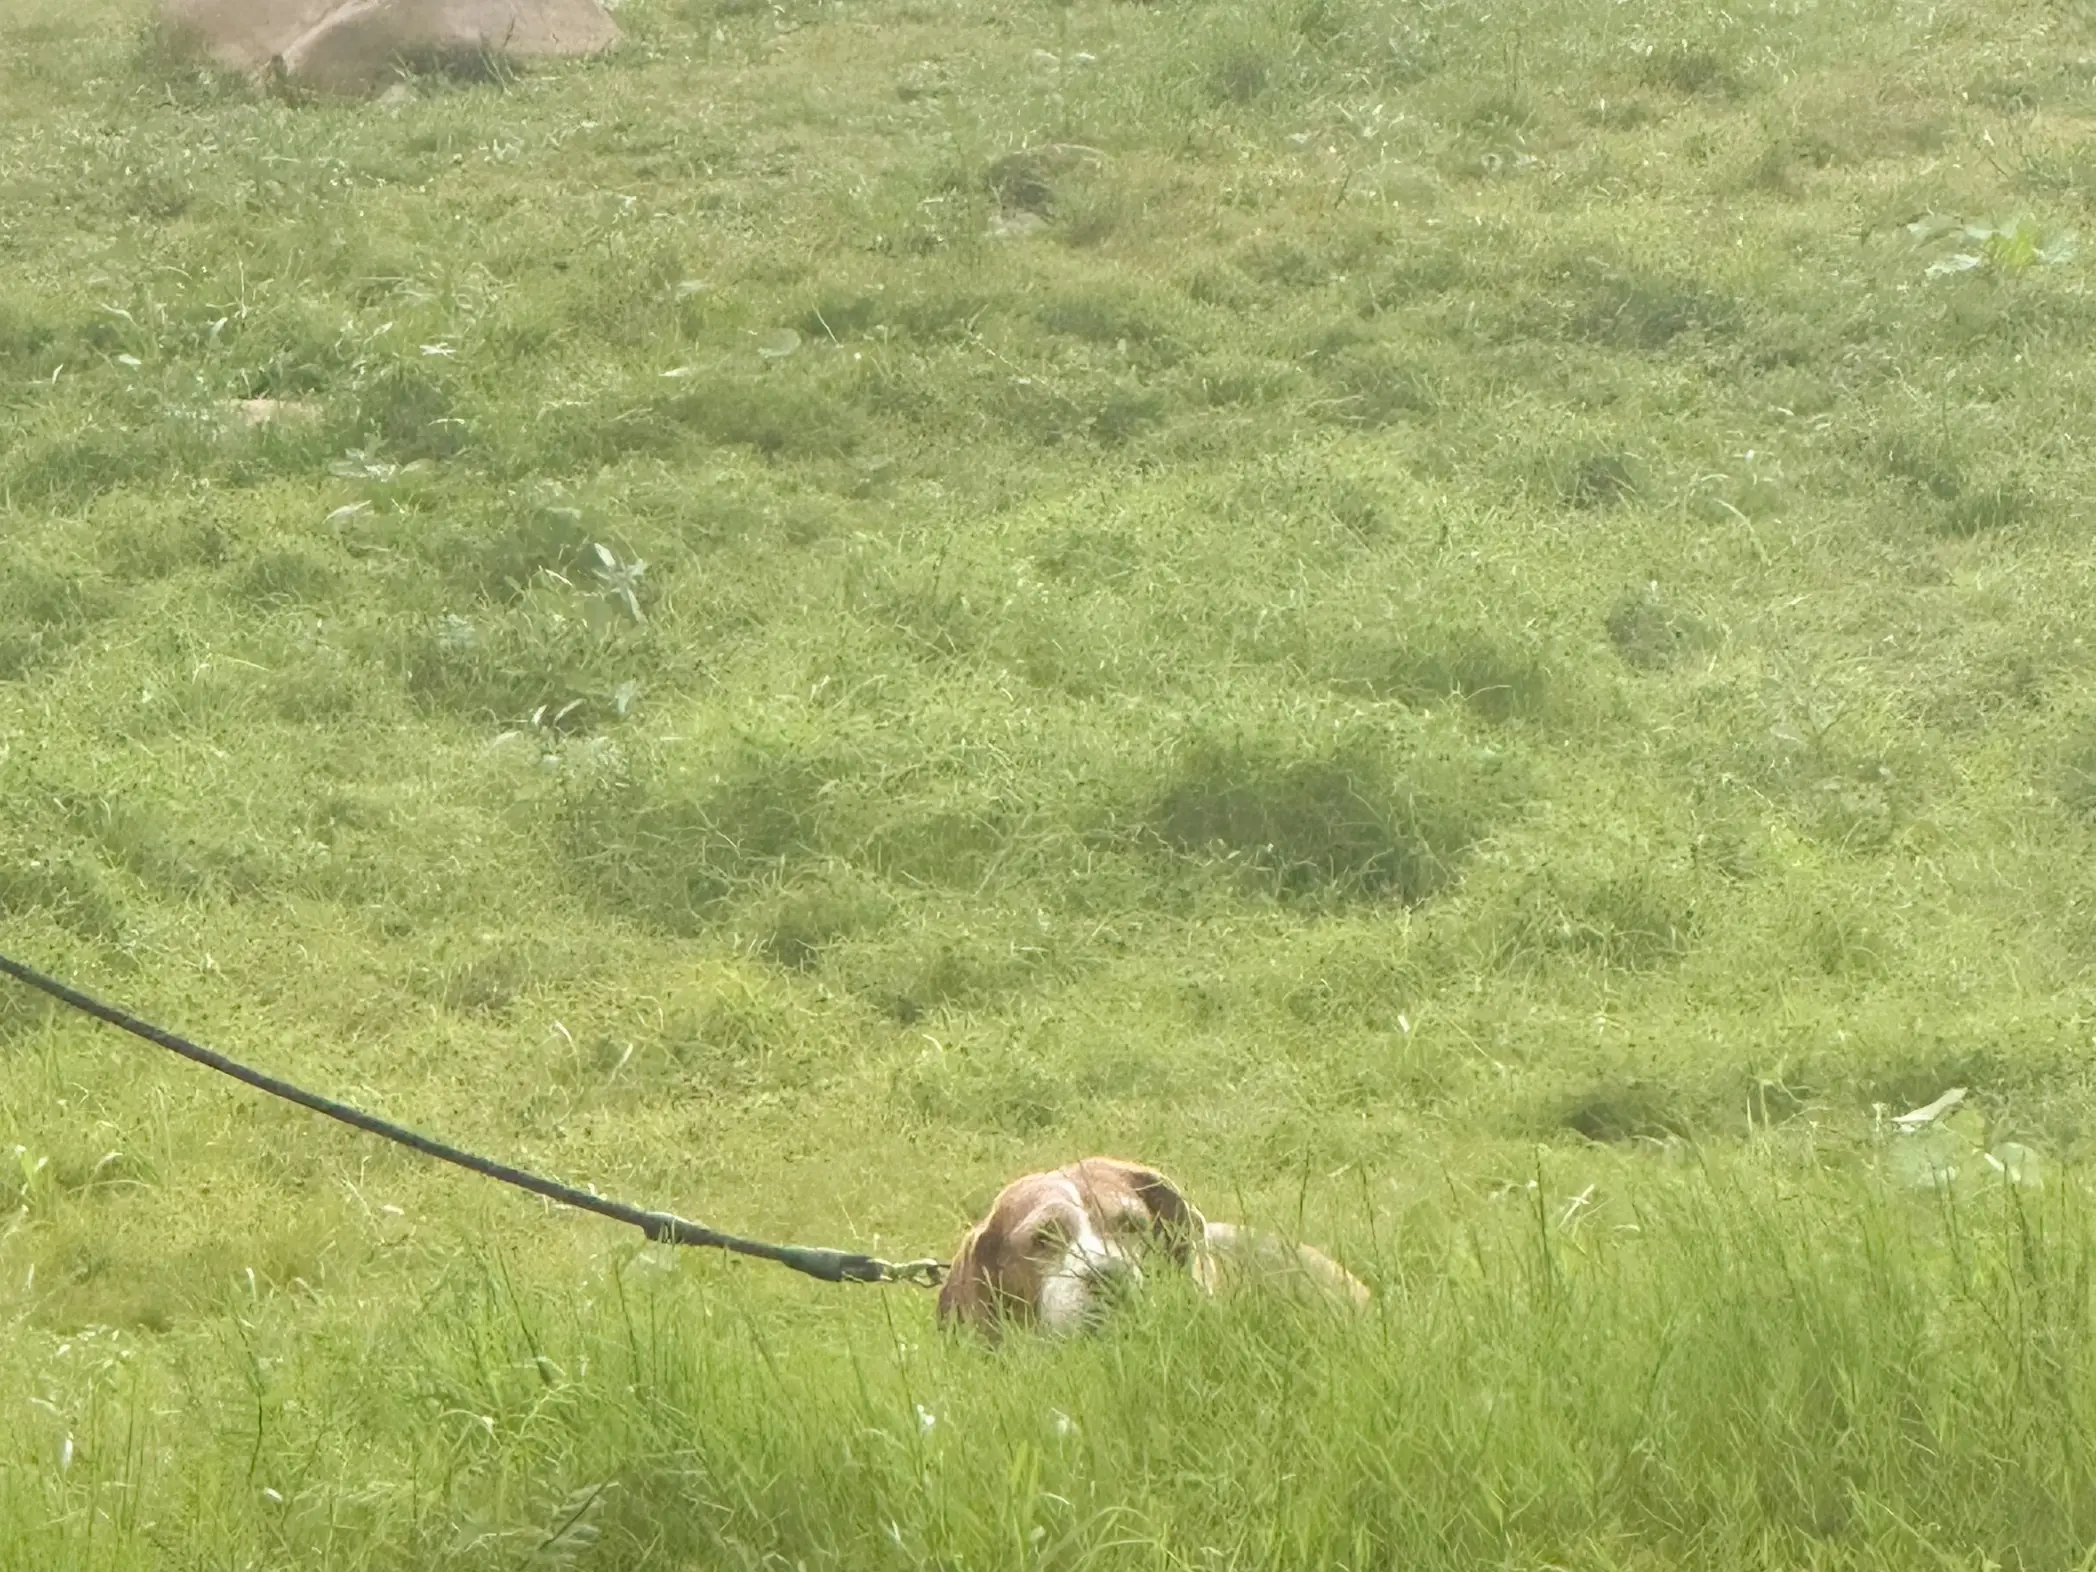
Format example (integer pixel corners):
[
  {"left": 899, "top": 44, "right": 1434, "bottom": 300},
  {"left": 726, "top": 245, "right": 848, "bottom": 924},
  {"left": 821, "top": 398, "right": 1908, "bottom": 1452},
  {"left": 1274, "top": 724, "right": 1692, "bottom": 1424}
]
[
  {"left": 1124, "top": 1164, "right": 1205, "bottom": 1262},
  {"left": 936, "top": 1221, "right": 994, "bottom": 1332}
]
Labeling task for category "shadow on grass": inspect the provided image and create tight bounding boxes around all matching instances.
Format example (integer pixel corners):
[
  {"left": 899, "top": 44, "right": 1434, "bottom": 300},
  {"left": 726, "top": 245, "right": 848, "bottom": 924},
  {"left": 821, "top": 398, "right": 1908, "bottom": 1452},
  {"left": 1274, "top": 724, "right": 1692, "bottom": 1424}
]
[{"left": 1143, "top": 724, "right": 1524, "bottom": 905}]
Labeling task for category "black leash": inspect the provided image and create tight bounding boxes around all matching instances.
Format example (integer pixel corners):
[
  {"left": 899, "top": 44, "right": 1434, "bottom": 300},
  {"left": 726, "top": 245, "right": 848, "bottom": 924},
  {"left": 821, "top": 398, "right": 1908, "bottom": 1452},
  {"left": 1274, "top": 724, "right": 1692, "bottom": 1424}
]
[{"left": 0, "top": 951, "right": 946, "bottom": 1289}]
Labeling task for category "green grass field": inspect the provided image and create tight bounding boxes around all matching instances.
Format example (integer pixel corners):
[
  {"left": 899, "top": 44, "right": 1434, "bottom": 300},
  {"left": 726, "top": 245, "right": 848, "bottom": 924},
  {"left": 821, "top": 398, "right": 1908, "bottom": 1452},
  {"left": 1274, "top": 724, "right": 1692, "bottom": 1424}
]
[{"left": 8, "top": 0, "right": 2096, "bottom": 1562}]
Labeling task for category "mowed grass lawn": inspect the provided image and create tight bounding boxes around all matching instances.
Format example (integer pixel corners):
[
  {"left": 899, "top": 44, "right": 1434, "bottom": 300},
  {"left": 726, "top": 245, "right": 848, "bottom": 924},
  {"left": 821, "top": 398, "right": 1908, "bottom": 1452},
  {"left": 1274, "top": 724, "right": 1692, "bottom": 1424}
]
[{"left": 8, "top": 0, "right": 2096, "bottom": 1562}]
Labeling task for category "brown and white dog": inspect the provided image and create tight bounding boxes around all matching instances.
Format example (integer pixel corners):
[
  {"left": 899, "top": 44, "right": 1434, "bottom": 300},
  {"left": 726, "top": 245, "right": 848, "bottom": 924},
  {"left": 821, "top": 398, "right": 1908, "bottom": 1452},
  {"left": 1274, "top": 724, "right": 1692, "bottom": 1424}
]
[{"left": 936, "top": 1156, "right": 1371, "bottom": 1339}]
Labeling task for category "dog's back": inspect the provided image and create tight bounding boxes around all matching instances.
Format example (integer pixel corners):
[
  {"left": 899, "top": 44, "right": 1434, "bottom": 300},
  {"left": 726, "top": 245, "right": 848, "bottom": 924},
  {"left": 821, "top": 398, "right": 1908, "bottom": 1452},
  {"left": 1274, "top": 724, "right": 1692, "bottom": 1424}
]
[{"left": 1193, "top": 1221, "right": 1372, "bottom": 1309}]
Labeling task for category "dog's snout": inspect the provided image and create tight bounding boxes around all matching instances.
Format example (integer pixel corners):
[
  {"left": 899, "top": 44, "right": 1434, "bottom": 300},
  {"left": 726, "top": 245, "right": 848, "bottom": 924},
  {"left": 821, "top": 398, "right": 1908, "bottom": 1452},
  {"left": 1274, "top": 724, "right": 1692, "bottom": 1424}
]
[
  {"left": 1035, "top": 1230, "right": 1141, "bottom": 1332},
  {"left": 1072, "top": 1232, "right": 1138, "bottom": 1282}
]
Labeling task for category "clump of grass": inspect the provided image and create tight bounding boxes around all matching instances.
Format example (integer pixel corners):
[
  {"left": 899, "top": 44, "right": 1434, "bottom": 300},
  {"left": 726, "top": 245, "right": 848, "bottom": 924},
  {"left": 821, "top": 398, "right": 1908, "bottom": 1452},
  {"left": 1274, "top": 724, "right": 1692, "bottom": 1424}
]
[
  {"left": 1638, "top": 44, "right": 1745, "bottom": 99},
  {"left": 422, "top": 499, "right": 599, "bottom": 604},
  {"left": 1555, "top": 448, "right": 1643, "bottom": 509},
  {"left": 1605, "top": 582, "right": 1716, "bottom": 670},
  {"left": 0, "top": 562, "right": 118, "bottom": 680},
  {"left": 1144, "top": 723, "right": 1519, "bottom": 904},
  {"left": 1490, "top": 862, "right": 1700, "bottom": 974},
  {"left": 1311, "top": 342, "right": 1440, "bottom": 427},
  {"left": 232, "top": 542, "right": 343, "bottom": 608},
  {"left": 0, "top": 292, "right": 75, "bottom": 379},
  {"left": 848, "top": 913, "right": 1078, "bottom": 1022},
  {"left": 57, "top": 792, "right": 284, "bottom": 902},
  {"left": 1034, "top": 290, "right": 1184, "bottom": 366},
  {"left": 1543, "top": 260, "right": 1740, "bottom": 351},
  {"left": 349, "top": 359, "right": 467, "bottom": 460},
  {"left": 1208, "top": 46, "right": 1272, "bottom": 106},
  {"left": 651, "top": 966, "right": 833, "bottom": 1095},
  {"left": 656, "top": 367, "right": 866, "bottom": 459},
  {"left": 747, "top": 865, "right": 896, "bottom": 970},
  {"left": 1456, "top": 86, "right": 1539, "bottom": 135},
  {"left": 1543, "top": 1074, "right": 1693, "bottom": 1141},
  {"left": 1875, "top": 428, "right": 1967, "bottom": 502},
  {"left": 1746, "top": 128, "right": 1840, "bottom": 196},
  {"left": 988, "top": 145, "right": 1103, "bottom": 217},
  {"left": 894, "top": 1030, "right": 1067, "bottom": 1128},
  {"left": 1940, "top": 480, "right": 2036, "bottom": 538},
  {"left": 2057, "top": 725, "right": 2096, "bottom": 820},
  {"left": 1320, "top": 620, "right": 1566, "bottom": 725},
  {"left": 0, "top": 848, "right": 124, "bottom": 939},
  {"left": 1721, "top": 685, "right": 1925, "bottom": 852},
  {"left": 1798, "top": 898, "right": 1895, "bottom": 978},
  {"left": 562, "top": 739, "right": 853, "bottom": 931},
  {"left": 415, "top": 943, "right": 544, "bottom": 1016},
  {"left": 1874, "top": 429, "right": 2038, "bottom": 536},
  {"left": 397, "top": 607, "right": 625, "bottom": 728}
]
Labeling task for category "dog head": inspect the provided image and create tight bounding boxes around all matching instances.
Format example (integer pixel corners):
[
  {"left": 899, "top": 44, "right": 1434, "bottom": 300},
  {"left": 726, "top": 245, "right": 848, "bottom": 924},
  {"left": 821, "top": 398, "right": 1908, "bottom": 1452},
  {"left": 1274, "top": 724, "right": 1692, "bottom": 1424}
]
[{"left": 937, "top": 1157, "right": 1204, "bottom": 1338}]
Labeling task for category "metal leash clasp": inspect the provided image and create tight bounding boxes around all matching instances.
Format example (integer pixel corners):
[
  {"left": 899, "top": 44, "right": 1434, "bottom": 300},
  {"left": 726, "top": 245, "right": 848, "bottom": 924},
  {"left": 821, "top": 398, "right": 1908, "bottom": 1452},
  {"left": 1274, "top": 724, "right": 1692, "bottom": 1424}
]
[{"left": 881, "top": 1256, "right": 949, "bottom": 1288}]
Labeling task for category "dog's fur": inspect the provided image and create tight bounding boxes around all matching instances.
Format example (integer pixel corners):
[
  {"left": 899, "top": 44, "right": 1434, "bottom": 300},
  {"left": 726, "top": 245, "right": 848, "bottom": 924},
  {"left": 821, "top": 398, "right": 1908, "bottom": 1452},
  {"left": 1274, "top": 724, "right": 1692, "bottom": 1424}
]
[
  {"left": 161, "top": 0, "right": 617, "bottom": 93},
  {"left": 1192, "top": 1220, "right": 1373, "bottom": 1309},
  {"left": 937, "top": 1156, "right": 1369, "bottom": 1338}
]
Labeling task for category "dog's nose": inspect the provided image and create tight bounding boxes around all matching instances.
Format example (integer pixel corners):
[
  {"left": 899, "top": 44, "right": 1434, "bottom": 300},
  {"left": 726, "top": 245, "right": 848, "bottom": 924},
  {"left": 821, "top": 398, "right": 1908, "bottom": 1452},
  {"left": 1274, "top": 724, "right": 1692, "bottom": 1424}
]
[{"left": 1072, "top": 1235, "right": 1140, "bottom": 1289}]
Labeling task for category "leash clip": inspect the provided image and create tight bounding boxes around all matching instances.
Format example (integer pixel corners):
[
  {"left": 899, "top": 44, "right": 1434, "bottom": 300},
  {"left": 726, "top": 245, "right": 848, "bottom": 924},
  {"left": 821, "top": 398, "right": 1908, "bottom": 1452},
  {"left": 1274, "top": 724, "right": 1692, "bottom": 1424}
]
[{"left": 883, "top": 1256, "right": 949, "bottom": 1288}]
